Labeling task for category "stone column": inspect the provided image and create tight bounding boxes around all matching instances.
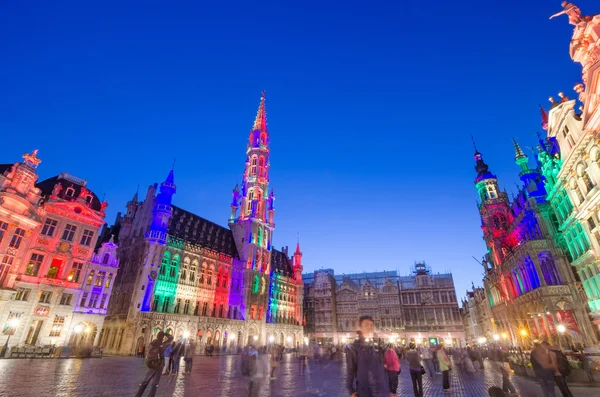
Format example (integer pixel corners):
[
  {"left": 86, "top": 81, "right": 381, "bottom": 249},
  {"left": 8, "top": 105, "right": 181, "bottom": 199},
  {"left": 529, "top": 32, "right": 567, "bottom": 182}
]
[{"left": 531, "top": 254, "right": 547, "bottom": 287}]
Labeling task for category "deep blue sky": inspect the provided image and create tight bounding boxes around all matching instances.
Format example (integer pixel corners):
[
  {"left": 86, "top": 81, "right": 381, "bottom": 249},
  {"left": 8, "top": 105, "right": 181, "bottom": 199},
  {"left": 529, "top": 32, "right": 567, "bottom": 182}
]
[{"left": 0, "top": 1, "right": 594, "bottom": 299}]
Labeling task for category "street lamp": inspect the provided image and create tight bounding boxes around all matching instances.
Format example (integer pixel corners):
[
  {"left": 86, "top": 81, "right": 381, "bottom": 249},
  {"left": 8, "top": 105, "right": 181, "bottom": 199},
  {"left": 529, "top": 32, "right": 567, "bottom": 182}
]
[
  {"left": 501, "top": 332, "right": 508, "bottom": 340},
  {"left": 268, "top": 335, "right": 275, "bottom": 343},
  {"left": 183, "top": 330, "right": 190, "bottom": 339},
  {"left": 477, "top": 337, "right": 487, "bottom": 345},
  {"left": 1, "top": 318, "right": 20, "bottom": 358},
  {"left": 74, "top": 324, "right": 83, "bottom": 333},
  {"left": 493, "top": 334, "right": 500, "bottom": 341}
]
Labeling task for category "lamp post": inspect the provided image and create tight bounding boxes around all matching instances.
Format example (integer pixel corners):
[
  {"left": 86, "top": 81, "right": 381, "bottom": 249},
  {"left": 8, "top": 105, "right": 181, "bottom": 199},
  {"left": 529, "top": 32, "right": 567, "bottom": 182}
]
[{"left": 1, "top": 318, "right": 20, "bottom": 358}]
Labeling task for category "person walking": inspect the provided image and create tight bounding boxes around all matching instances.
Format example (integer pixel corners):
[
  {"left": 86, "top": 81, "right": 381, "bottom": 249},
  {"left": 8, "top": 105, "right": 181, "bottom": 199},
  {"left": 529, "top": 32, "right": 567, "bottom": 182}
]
[
  {"left": 384, "top": 344, "right": 400, "bottom": 397},
  {"left": 437, "top": 344, "right": 452, "bottom": 393},
  {"left": 269, "top": 344, "right": 280, "bottom": 379},
  {"left": 531, "top": 342, "right": 557, "bottom": 397},
  {"left": 241, "top": 344, "right": 259, "bottom": 397},
  {"left": 163, "top": 342, "right": 173, "bottom": 375},
  {"left": 406, "top": 343, "right": 423, "bottom": 397},
  {"left": 421, "top": 345, "right": 435, "bottom": 378},
  {"left": 184, "top": 340, "right": 196, "bottom": 374},
  {"left": 346, "top": 315, "right": 391, "bottom": 397},
  {"left": 171, "top": 340, "right": 185, "bottom": 376},
  {"left": 546, "top": 342, "right": 574, "bottom": 397},
  {"left": 135, "top": 331, "right": 174, "bottom": 397}
]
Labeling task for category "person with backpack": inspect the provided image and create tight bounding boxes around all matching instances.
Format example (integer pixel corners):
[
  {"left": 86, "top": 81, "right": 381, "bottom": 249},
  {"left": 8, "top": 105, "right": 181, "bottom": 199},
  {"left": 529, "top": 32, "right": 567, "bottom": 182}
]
[
  {"left": 531, "top": 342, "right": 557, "bottom": 397},
  {"left": 135, "top": 331, "right": 174, "bottom": 397},
  {"left": 241, "top": 344, "right": 259, "bottom": 397},
  {"left": 545, "top": 341, "right": 574, "bottom": 397}
]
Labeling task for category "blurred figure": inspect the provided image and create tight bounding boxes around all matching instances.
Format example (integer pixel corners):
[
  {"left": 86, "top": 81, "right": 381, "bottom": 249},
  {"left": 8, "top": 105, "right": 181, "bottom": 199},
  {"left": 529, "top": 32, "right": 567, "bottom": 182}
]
[
  {"left": 437, "top": 344, "right": 452, "bottom": 393},
  {"left": 531, "top": 342, "right": 556, "bottom": 397},
  {"left": 421, "top": 345, "right": 435, "bottom": 378},
  {"left": 269, "top": 344, "right": 281, "bottom": 379},
  {"left": 384, "top": 343, "right": 400, "bottom": 397},
  {"left": 241, "top": 344, "right": 259, "bottom": 397},
  {"left": 184, "top": 340, "right": 196, "bottom": 374},
  {"left": 546, "top": 341, "right": 573, "bottom": 397},
  {"left": 171, "top": 340, "right": 185, "bottom": 376},
  {"left": 406, "top": 343, "right": 423, "bottom": 397},
  {"left": 346, "top": 316, "right": 390, "bottom": 397}
]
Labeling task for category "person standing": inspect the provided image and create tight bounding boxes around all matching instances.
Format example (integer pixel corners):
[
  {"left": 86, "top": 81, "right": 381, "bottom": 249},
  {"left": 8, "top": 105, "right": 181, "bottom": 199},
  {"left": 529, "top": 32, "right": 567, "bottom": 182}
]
[
  {"left": 346, "top": 316, "right": 391, "bottom": 397},
  {"left": 437, "top": 344, "right": 452, "bottom": 393},
  {"left": 406, "top": 343, "right": 423, "bottom": 397},
  {"left": 163, "top": 342, "right": 173, "bottom": 375},
  {"left": 171, "top": 340, "right": 185, "bottom": 376},
  {"left": 184, "top": 340, "right": 196, "bottom": 374},
  {"left": 531, "top": 342, "right": 557, "bottom": 397},
  {"left": 384, "top": 344, "right": 400, "bottom": 397},
  {"left": 546, "top": 342, "right": 574, "bottom": 397},
  {"left": 135, "top": 331, "right": 174, "bottom": 397},
  {"left": 421, "top": 345, "right": 435, "bottom": 378}
]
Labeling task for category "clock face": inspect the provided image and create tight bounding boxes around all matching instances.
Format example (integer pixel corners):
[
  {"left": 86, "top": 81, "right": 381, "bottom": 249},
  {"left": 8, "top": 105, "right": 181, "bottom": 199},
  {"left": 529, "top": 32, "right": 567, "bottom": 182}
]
[{"left": 150, "top": 271, "right": 158, "bottom": 280}]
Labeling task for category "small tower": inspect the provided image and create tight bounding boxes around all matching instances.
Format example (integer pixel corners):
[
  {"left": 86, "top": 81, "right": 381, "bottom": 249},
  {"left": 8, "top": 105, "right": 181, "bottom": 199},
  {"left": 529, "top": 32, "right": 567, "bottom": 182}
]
[
  {"left": 292, "top": 241, "right": 304, "bottom": 325},
  {"left": 119, "top": 189, "right": 139, "bottom": 241},
  {"left": 133, "top": 168, "right": 176, "bottom": 313},
  {"left": 513, "top": 139, "right": 546, "bottom": 199},
  {"left": 473, "top": 147, "right": 514, "bottom": 267}
]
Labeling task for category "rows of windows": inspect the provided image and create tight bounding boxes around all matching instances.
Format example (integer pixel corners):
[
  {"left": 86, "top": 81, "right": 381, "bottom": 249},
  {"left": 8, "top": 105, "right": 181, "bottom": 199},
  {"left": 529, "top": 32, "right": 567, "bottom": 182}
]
[
  {"left": 151, "top": 296, "right": 237, "bottom": 320},
  {"left": 40, "top": 218, "right": 95, "bottom": 246}
]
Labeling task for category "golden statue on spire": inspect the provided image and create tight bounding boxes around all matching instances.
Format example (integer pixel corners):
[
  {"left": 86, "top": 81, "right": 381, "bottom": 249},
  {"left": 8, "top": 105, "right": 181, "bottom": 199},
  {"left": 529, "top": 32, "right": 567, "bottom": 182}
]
[{"left": 22, "top": 149, "right": 41, "bottom": 168}]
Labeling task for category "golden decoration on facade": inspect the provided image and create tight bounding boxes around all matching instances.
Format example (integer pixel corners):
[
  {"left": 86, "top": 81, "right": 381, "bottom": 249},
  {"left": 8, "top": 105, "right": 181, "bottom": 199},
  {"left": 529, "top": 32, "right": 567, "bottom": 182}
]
[{"left": 22, "top": 149, "right": 42, "bottom": 168}]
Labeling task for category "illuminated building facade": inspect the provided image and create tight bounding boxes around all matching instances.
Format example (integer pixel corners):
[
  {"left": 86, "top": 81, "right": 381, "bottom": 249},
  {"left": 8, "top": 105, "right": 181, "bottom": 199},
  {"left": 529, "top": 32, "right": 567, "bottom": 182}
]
[
  {"left": 303, "top": 264, "right": 465, "bottom": 346},
  {"left": 473, "top": 3, "right": 600, "bottom": 348},
  {"left": 540, "top": 3, "right": 600, "bottom": 339},
  {"left": 473, "top": 138, "right": 596, "bottom": 347},
  {"left": 0, "top": 151, "right": 112, "bottom": 350},
  {"left": 460, "top": 285, "right": 494, "bottom": 345},
  {"left": 101, "top": 93, "right": 304, "bottom": 355}
]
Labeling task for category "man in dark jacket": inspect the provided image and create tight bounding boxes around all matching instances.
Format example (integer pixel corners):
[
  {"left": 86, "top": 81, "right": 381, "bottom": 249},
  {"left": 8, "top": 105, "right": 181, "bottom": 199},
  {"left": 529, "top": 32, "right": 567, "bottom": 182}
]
[
  {"left": 135, "top": 331, "right": 174, "bottom": 397},
  {"left": 346, "top": 316, "right": 391, "bottom": 397}
]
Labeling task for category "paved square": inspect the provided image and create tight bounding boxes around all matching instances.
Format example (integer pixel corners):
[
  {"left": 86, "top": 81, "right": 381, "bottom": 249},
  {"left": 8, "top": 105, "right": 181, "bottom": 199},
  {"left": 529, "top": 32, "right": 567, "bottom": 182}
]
[{"left": 0, "top": 354, "right": 598, "bottom": 396}]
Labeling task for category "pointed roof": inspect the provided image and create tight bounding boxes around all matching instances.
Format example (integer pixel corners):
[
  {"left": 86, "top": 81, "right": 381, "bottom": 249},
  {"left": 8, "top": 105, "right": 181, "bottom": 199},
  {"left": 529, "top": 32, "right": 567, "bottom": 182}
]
[
  {"left": 295, "top": 241, "right": 301, "bottom": 255},
  {"left": 164, "top": 169, "right": 175, "bottom": 186},
  {"left": 539, "top": 104, "right": 549, "bottom": 130},
  {"left": 513, "top": 138, "right": 526, "bottom": 160},
  {"left": 252, "top": 91, "right": 267, "bottom": 133},
  {"left": 131, "top": 187, "right": 139, "bottom": 203}
]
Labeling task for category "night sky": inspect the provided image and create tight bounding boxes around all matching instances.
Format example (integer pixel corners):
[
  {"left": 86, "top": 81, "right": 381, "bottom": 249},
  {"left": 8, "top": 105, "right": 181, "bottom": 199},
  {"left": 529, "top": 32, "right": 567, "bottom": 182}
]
[{"left": 0, "top": 1, "right": 595, "bottom": 299}]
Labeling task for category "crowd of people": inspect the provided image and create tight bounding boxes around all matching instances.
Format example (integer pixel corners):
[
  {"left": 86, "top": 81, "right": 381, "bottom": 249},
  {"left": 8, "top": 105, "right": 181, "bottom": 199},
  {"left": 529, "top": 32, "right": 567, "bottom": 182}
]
[{"left": 132, "top": 322, "right": 587, "bottom": 397}]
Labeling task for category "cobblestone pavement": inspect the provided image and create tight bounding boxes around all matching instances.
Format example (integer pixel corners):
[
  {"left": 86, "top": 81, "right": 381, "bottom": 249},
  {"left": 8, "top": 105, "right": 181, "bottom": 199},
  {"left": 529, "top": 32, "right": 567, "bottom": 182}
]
[{"left": 0, "top": 354, "right": 598, "bottom": 397}]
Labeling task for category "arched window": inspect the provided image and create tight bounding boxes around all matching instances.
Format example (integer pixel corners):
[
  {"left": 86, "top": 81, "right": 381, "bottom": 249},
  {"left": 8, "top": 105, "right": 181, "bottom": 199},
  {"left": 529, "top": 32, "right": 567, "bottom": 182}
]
[
  {"left": 160, "top": 252, "right": 171, "bottom": 276},
  {"left": 190, "top": 260, "right": 197, "bottom": 282},
  {"left": 103, "top": 253, "right": 110, "bottom": 264},
  {"left": 250, "top": 156, "right": 258, "bottom": 176},
  {"left": 257, "top": 227, "right": 262, "bottom": 246},
  {"left": 258, "top": 156, "right": 265, "bottom": 178},
  {"left": 222, "top": 272, "right": 228, "bottom": 288},
  {"left": 170, "top": 255, "right": 180, "bottom": 279},
  {"left": 181, "top": 258, "right": 189, "bottom": 282},
  {"left": 65, "top": 187, "right": 75, "bottom": 197},
  {"left": 216, "top": 268, "right": 222, "bottom": 288},
  {"left": 253, "top": 274, "right": 260, "bottom": 294},
  {"left": 199, "top": 264, "right": 206, "bottom": 284},
  {"left": 207, "top": 266, "right": 213, "bottom": 285},
  {"left": 260, "top": 132, "right": 267, "bottom": 145}
]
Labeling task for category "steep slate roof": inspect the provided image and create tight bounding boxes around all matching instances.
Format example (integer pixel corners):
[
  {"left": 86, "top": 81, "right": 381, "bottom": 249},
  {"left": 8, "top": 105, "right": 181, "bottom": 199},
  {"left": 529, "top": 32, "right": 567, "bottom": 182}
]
[
  {"left": 0, "top": 164, "right": 13, "bottom": 175},
  {"left": 271, "top": 248, "right": 293, "bottom": 277},
  {"left": 169, "top": 205, "right": 239, "bottom": 259},
  {"left": 36, "top": 175, "right": 103, "bottom": 211}
]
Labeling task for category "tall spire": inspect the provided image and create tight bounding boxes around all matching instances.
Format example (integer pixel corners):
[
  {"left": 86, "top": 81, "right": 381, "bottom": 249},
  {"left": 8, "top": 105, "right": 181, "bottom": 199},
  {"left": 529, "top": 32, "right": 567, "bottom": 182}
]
[
  {"left": 513, "top": 138, "right": 526, "bottom": 160},
  {"left": 253, "top": 91, "right": 267, "bottom": 133}
]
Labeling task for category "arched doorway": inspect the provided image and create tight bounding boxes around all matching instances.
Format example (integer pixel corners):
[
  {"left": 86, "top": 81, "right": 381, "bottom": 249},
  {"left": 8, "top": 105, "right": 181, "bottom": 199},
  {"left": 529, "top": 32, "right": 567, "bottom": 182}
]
[
  {"left": 214, "top": 330, "right": 221, "bottom": 347},
  {"left": 206, "top": 330, "right": 213, "bottom": 346},
  {"left": 136, "top": 336, "right": 145, "bottom": 355},
  {"left": 197, "top": 330, "right": 204, "bottom": 346},
  {"left": 222, "top": 332, "right": 228, "bottom": 351}
]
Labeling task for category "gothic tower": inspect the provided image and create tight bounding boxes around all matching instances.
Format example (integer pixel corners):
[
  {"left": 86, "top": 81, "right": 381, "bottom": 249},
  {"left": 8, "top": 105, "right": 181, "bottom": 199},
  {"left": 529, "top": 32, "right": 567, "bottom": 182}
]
[
  {"left": 230, "top": 92, "right": 274, "bottom": 273},
  {"left": 474, "top": 149, "right": 515, "bottom": 267},
  {"left": 230, "top": 92, "right": 275, "bottom": 323},
  {"left": 293, "top": 241, "right": 304, "bottom": 325},
  {"left": 132, "top": 169, "right": 176, "bottom": 313}
]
